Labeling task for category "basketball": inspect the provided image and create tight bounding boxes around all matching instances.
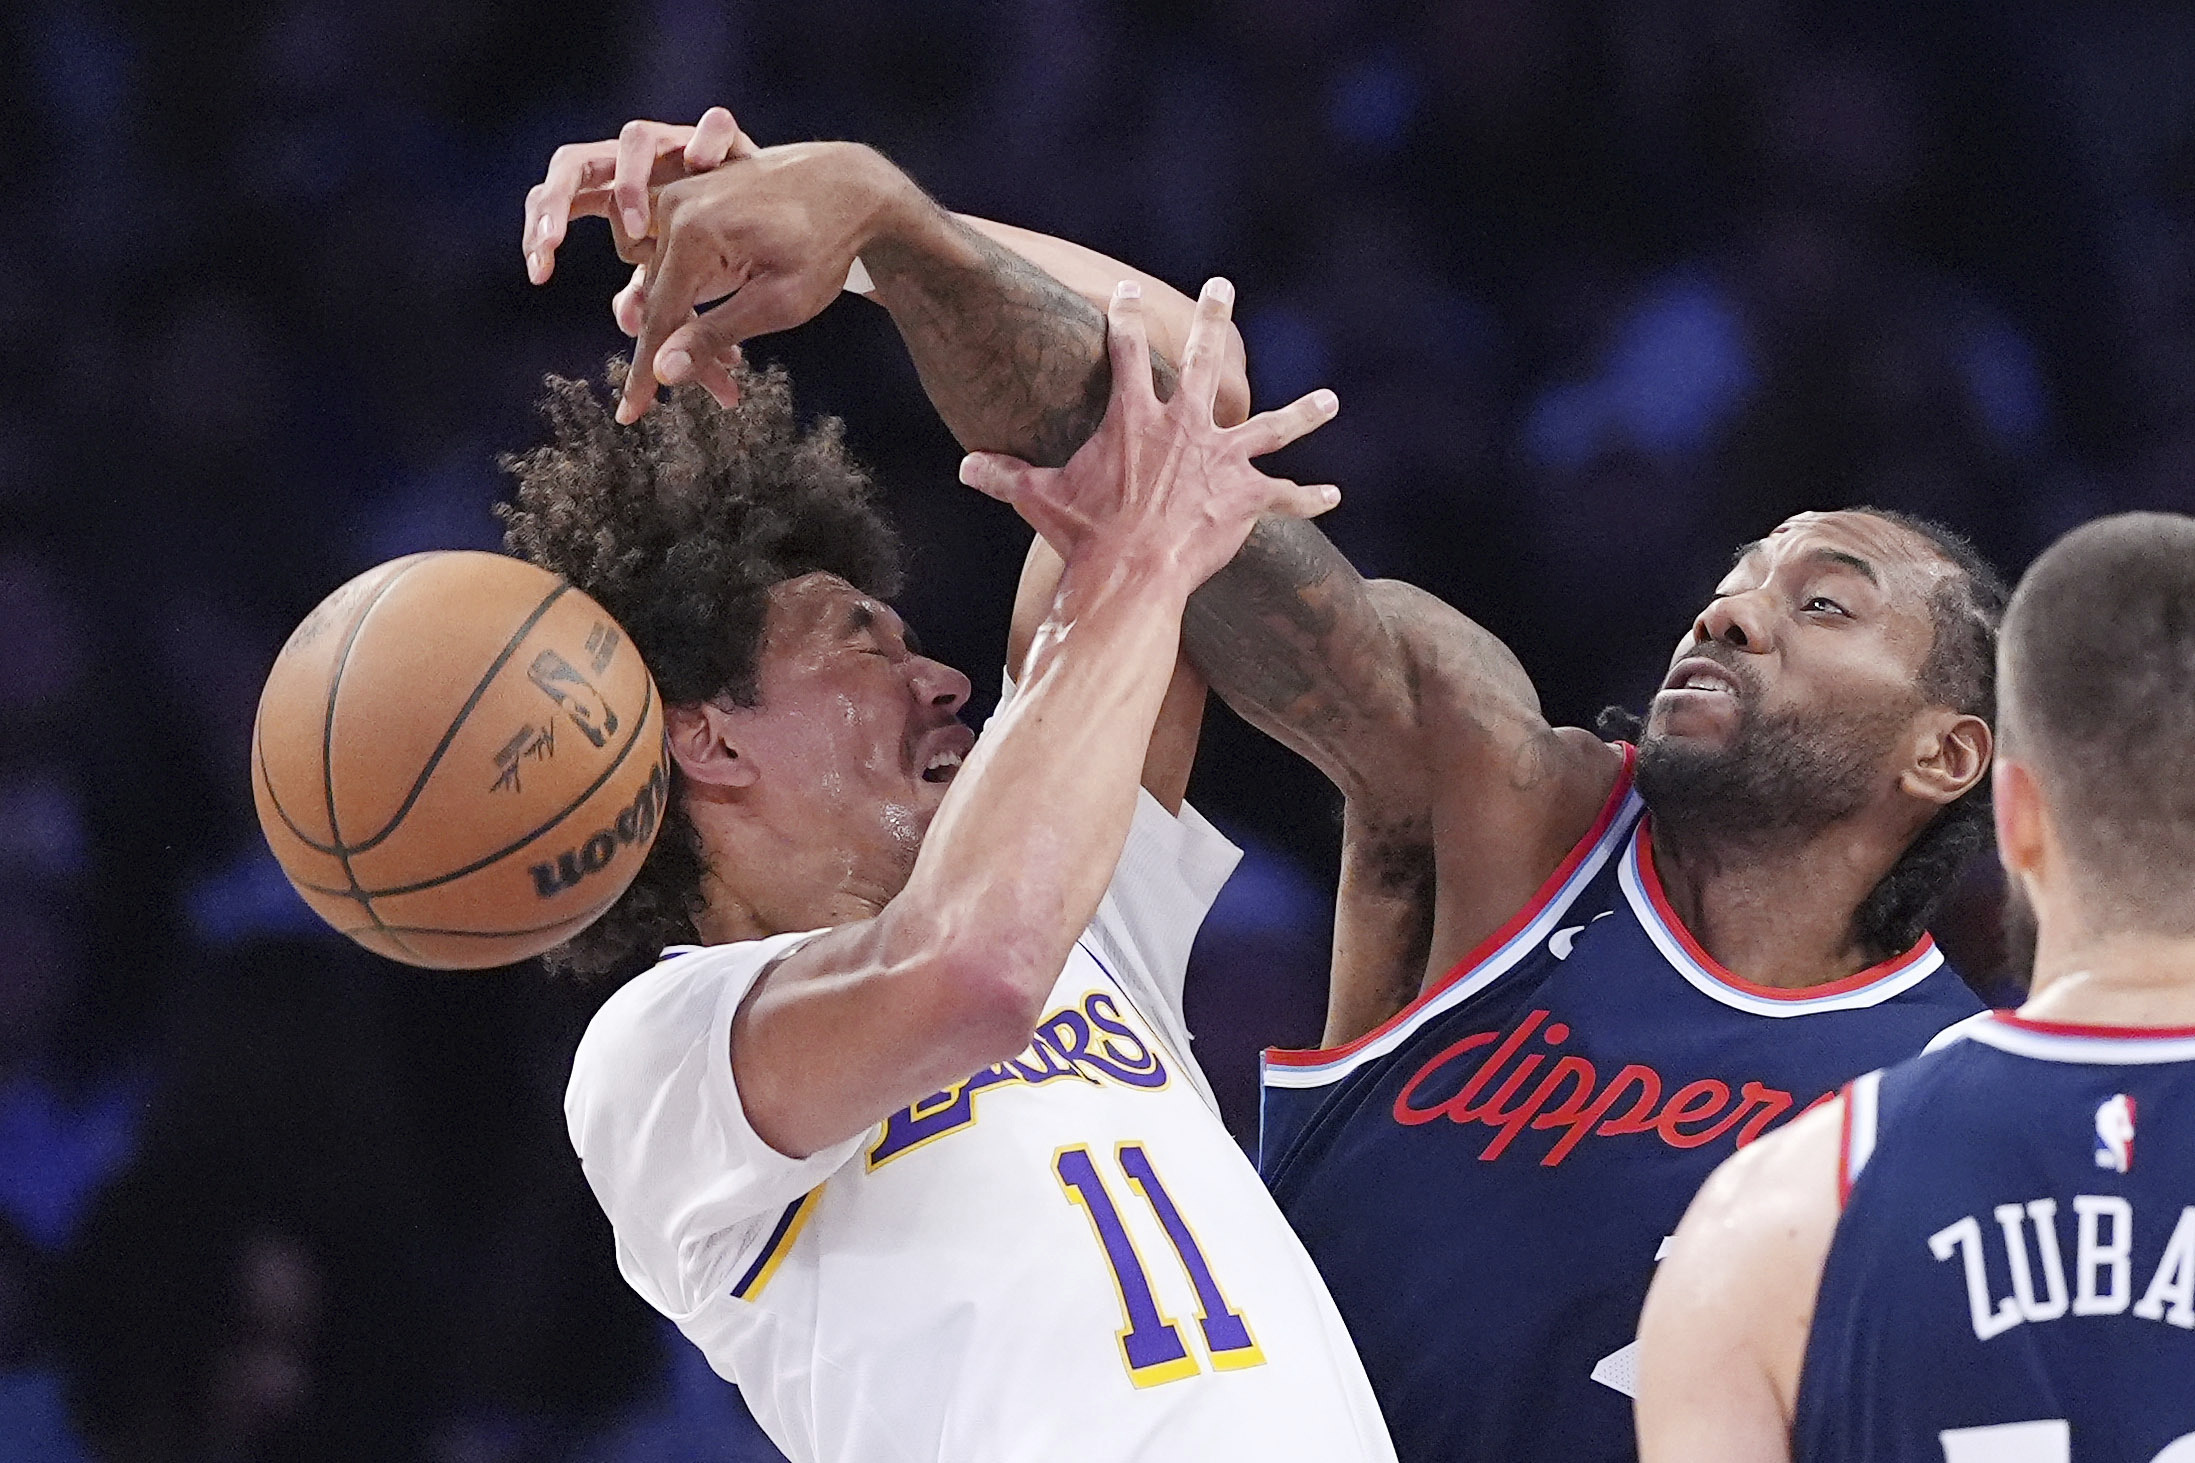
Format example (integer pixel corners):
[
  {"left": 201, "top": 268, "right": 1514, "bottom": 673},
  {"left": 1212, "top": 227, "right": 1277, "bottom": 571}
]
[{"left": 251, "top": 550, "right": 668, "bottom": 969}]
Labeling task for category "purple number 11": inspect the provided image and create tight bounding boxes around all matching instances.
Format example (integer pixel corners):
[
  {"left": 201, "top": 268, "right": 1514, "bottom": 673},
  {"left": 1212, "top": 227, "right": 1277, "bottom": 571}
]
[{"left": 1055, "top": 1143, "right": 1266, "bottom": 1387}]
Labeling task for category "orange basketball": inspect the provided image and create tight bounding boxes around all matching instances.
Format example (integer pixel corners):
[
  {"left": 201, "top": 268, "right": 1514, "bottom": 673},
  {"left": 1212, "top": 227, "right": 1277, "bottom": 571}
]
[{"left": 252, "top": 551, "right": 667, "bottom": 969}]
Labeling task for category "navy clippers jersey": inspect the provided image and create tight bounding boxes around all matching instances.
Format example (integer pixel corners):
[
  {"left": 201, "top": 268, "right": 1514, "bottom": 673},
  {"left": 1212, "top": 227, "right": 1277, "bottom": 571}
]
[
  {"left": 1259, "top": 749, "right": 1982, "bottom": 1463},
  {"left": 1795, "top": 1015, "right": 2195, "bottom": 1463}
]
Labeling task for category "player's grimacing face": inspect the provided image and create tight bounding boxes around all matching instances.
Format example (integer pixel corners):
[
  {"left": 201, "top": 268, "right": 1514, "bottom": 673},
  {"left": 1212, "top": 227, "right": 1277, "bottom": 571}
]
[
  {"left": 1649, "top": 511, "right": 1950, "bottom": 752},
  {"left": 737, "top": 573, "right": 975, "bottom": 873}
]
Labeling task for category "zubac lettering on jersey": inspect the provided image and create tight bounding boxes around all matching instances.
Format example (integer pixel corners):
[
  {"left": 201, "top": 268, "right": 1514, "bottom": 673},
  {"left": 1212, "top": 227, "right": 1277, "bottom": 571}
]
[
  {"left": 1930, "top": 1197, "right": 2195, "bottom": 1341},
  {"left": 529, "top": 757, "right": 668, "bottom": 898},
  {"left": 1391, "top": 1006, "right": 1833, "bottom": 1165},
  {"left": 869, "top": 990, "right": 1166, "bottom": 1169}
]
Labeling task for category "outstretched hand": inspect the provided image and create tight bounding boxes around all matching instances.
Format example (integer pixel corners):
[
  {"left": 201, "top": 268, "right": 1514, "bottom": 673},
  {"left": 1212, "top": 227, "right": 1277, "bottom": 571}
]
[
  {"left": 522, "top": 108, "right": 758, "bottom": 411},
  {"left": 959, "top": 278, "right": 1340, "bottom": 589},
  {"left": 520, "top": 107, "right": 907, "bottom": 424}
]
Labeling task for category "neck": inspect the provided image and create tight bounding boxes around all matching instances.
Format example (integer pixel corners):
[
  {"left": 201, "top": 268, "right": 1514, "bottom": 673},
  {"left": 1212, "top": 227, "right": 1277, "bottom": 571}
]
[
  {"left": 2023, "top": 927, "right": 2195, "bottom": 1028},
  {"left": 684, "top": 798, "right": 901, "bottom": 946},
  {"left": 1648, "top": 816, "right": 1907, "bottom": 989}
]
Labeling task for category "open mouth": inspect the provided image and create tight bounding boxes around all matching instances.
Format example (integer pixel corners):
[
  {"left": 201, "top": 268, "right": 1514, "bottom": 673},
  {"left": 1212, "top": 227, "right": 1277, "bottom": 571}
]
[
  {"left": 1659, "top": 657, "right": 1744, "bottom": 699},
  {"left": 915, "top": 723, "right": 976, "bottom": 784}
]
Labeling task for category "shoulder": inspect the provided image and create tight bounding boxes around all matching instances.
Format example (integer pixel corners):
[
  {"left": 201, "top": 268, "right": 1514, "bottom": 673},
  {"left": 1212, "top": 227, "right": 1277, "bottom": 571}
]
[
  {"left": 1693, "top": 1096, "right": 1847, "bottom": 1234},
  {"left": 568, "top": 934, "right": 821, "bottom": 1122},
  {"left": 1659, "top": 1094, "right": 1846, "bottom": 1352},
  {"left": 1637, "top": 1097, "right": 1846, "bottom": 1448}
]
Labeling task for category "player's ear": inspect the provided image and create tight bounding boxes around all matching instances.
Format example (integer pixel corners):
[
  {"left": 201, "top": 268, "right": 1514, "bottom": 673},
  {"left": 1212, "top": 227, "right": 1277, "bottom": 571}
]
[
  {"left": 1992, "top": 757, "right": 2048, "bottom": 886},
  {"left": 666, "top": 701, "right": 759, "bottom": 790},
  {"left": 1899, "top": 710, "right": 1991, "bottom": 808}
]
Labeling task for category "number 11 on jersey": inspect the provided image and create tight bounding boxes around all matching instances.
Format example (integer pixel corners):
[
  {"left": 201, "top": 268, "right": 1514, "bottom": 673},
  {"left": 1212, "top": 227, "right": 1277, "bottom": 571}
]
[{"left": 1055, "top": 1143, "right": 1266, "bottom": 1387}]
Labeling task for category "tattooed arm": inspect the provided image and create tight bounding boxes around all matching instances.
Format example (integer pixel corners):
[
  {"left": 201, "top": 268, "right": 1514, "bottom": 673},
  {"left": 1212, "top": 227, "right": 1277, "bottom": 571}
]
[
  {"left": 862, "top": 214, "right": 1124, "bottom": 468},
  {"left": 533, "top": 127, "right": 1617, "bottom": 1037},
  {"left": 1184, "top": 525, "right": 1622, "bottom": 1043},
  {"left": 845, "top": 166, "right": 1620, "bottom": 1041}
]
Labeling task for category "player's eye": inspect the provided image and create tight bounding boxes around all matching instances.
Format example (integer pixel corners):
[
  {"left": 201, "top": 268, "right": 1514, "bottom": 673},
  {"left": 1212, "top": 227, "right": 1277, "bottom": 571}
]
[{"left": 1803, "top": 596, "right": 1848, "bottom": 616}]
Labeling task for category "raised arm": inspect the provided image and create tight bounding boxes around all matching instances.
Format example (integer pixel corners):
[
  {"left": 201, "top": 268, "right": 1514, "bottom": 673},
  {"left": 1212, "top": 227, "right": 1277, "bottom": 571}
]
[
  {"left": 522, "top": 117, "right": 1618, "bottom": 1040},
  {"left": 731, "top": 284, "right": 1341, "bottom": 1157}
]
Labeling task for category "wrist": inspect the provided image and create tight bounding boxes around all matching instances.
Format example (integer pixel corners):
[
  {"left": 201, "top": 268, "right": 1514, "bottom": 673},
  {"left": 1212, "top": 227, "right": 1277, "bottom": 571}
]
[
  {"left": 855, "top": 169, "right": 978, "bottom": 299},
  {"left": 1052, "top": 537, "right": 1199, "bottom": 615}
]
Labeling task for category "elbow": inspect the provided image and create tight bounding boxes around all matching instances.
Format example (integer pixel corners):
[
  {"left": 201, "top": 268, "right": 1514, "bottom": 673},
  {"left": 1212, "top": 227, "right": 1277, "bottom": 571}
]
[
  {"left": 936, "top": 939, "right": 1054, "bottom": 1069},
  {"left": 896, "top": 916, "right": 1055, "bottom": 1075}
]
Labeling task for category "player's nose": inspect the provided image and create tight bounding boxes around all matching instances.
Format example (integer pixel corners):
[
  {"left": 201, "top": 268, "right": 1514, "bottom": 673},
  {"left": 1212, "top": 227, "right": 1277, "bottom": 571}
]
[
  {"left": 908, "top": 656, "right": 972, "bottom": 714},
  {"left": 1690, "top": 590, "right": 1775, "bottom": 654}
]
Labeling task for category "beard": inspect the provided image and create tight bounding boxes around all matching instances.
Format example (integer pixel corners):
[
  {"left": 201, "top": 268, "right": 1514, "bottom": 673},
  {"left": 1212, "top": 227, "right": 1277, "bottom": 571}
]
[{"left": 1636, "top": 666, "right": 1916, "bottom": 851}]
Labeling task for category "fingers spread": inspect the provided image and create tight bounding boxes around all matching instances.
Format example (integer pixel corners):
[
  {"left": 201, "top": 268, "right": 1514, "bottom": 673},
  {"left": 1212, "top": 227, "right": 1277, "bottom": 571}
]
[
  {"left": 622, "top": 229, "right": 701, "bottom": 422},
  {"left": 613, "top": 120, "right": 679, "bottom": 241},
  {"left": 528, "top": 145, "right": 632, "bottom": 281},
  {"left": 1262, "top": 478, "right": 1344, "bottom": 522},
  {"left": 1176, "top": 276, "right": 1236, "bottom": 416},
  {"left": 692, "top": 355, "right": 744, "bottom": 410},
  {"left": 958, "top": 452, "right": 1040, "bottom": 502},
  {"left": 1231, "top": 387, "right": 1340, "bottom": 458},
  {"left": 527, "top": 143, "right": 606, "bottom": 282},
  {"left": 612, "top": 263, "right": 647, "bottom": 335},
  {"left": 1104, "top": 281, "right": 1153, "bottom": 411},
  {"left": 660, "top": 280, "right": 800, "bottom": 384}
]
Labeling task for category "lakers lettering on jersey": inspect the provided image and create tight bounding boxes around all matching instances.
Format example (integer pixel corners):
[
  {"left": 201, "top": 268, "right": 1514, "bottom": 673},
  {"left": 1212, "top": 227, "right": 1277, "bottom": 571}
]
[
  {"left": 565, "top": 786, "right": 1396, "bottom": 1463},
  {"left": 1260, "top": 748, "right": 1982, "bottom": 1463},
  {"left": 1797, "top": 1016, "right": 2195, "bottom": 1463}
]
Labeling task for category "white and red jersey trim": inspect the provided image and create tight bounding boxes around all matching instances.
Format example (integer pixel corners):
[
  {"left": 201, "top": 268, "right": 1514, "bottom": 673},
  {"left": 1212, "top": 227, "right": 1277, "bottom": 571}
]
[
  {"left": 1617, "top": 825, "right": 1943, "bottom": 1018},
  {"left": 1262, "top": 747, "right": 1643, "bottom": 1090},
  {"left": 1960, "top": 1011, "right": 2195, "bottom": 1065},
  {"left": 1836, "top": 1069, "right": 1884, "bottom": 1204}
]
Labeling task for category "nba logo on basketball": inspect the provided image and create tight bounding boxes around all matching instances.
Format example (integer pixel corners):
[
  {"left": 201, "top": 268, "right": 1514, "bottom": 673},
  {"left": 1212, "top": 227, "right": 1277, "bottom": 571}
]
[{"left": 2093, "top": 1093, "right": 2136, "bottom": 1173}]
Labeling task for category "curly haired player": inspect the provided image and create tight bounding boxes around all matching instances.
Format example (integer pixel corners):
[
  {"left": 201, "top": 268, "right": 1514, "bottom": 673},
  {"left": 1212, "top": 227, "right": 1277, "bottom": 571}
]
[
  {"left": 523, "top": 109, "right": 2007, "bottom": 1463},
  {"left": 504, "top": 276, "right": 1396, "bottom": 1461}
]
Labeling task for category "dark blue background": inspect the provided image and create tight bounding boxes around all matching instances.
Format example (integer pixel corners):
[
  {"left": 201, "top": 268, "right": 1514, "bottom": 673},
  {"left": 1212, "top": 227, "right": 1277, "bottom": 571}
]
[{"left": 1, "top": 1, "right": 2188, "bottom": 1457}]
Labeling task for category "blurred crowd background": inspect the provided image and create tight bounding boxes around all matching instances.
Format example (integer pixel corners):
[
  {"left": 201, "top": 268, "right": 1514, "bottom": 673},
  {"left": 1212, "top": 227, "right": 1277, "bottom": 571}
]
[{"left": 2, "top": 0, "right": 2190, "bottom": 1458}]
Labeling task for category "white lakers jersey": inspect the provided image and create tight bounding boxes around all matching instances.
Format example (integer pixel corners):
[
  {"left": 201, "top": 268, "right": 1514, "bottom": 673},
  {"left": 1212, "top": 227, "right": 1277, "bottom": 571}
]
[{"left": 565, "top": 789, "right": 1396, "bottom": 1463}]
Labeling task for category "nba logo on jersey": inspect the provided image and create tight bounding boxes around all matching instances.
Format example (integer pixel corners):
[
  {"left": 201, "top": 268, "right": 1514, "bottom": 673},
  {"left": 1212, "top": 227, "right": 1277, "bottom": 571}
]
[{"left": 2093, "top": 1093, "right": 2136, "bottom": 1172}]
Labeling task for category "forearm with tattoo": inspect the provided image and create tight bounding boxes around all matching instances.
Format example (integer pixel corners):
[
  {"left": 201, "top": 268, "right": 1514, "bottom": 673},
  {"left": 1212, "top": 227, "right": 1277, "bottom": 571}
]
[
  {"left": 1180, "top": 517, "right": 1422, "bottom": 804},
  {"left": 864, "top": 209, "right": 1176, "bottom": 468},
  {"left": 864, "top": 192, "right": 1422, "bottom": 809}
]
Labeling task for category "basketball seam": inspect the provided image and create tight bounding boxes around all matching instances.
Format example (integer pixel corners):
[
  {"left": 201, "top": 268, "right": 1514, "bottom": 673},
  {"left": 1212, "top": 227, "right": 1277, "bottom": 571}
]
[
  {"left": 322, "top": 554, "right": 442, "bottom": 964},
  {"left": 359, "top": 681, "right": 659, "bottom": 900},
  {"left": 342, "top": 579, "right": 572, "bottom": 857},
  {"left": 256, "top": 720, "right": 348, "bottom": 863}
]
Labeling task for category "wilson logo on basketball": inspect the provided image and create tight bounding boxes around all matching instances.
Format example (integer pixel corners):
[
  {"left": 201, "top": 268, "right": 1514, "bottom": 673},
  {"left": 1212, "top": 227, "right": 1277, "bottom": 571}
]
[
  {"left": 529, "top": 757, "right": 668, "bottom": 899},
  {"left": 1392, "top": 1008, "right": 1829, "bottom": 1166}
]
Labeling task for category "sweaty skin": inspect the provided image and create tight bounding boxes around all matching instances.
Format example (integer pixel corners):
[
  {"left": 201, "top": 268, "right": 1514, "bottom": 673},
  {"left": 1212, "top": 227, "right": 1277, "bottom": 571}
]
[
  {"left": 523, "top": 120, "right": 1987, "bottom": 1049},
  {"left": 656, "top": 279, "right": 1340, "bottom": 1160}
]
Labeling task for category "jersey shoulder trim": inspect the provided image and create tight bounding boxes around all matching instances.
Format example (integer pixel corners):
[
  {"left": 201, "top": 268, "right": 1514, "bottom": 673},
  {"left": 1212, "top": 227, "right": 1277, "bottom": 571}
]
[
  {"left": 1965, "top": 1011, "right": 2195, "bottom": 1065},
  {"left": 730, "top": 1187, "right": 822, "bottom": 1301},
  {"left": 1836, "top": 1070, "right": 1884, "bottom": 1206},
  {"left": 1922, "top": 1009, "right": 1994, "bottom": 1053},
  {"left": 1263, "top": 745, "right": 1642, "bottom": 1088},
  {"left": 1619, "top": 826, "right": 1944, "bottom": 1018}
]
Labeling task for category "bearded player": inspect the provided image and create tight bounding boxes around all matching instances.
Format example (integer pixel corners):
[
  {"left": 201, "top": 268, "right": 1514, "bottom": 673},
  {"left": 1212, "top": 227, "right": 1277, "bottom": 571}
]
[
  {"left": 527, "top": 111, "right": 1999, "bottom": 1462},
  {"left": 1636, "top": 512, "right": 2195, "bottom": 1463},
  {"left": 515, "top": 269, "right": 1397, "bottom": 1460}
]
